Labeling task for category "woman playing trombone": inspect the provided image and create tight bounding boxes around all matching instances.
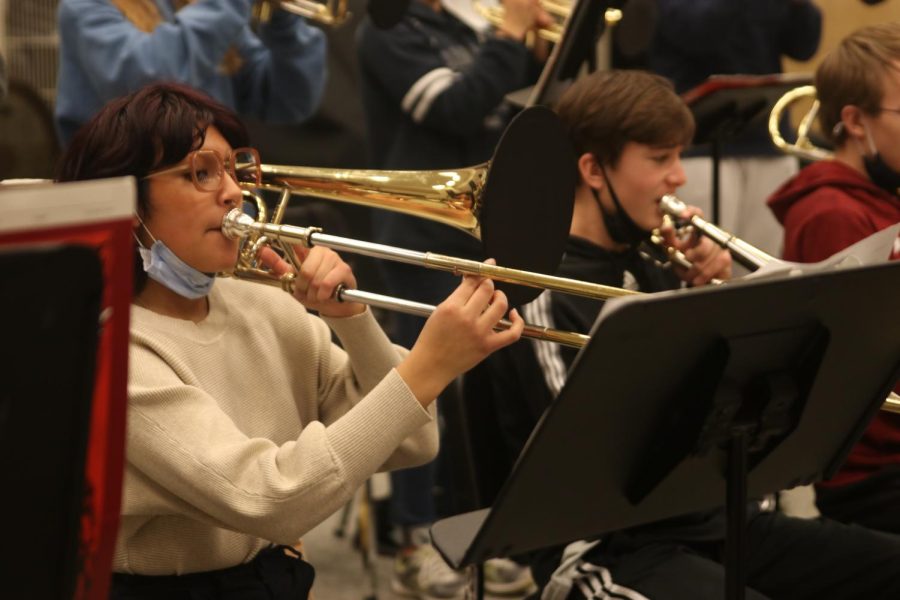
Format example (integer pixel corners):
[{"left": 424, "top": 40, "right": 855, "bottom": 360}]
[{"left": 56, "top": 82, "right": 523, "bottom": 599}]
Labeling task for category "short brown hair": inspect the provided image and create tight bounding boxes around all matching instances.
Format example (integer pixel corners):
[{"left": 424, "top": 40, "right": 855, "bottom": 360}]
[
  {"left": 555, "top": 70, "right": 694, "bottom": 167},
  {"left": 816, "top": 22, "right": 900, "bottom": 146},
  {"left": 56, "top": 82, "right": 249, "bottom": 293}
]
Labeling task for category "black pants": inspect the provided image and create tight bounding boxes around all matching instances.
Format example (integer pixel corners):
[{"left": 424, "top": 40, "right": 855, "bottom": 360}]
[
  {"left": 110, "top": 546, "right": 315, "bottom": 600},
  {"left": 560, "top": 513, "right": 900, "bottom": 600}
]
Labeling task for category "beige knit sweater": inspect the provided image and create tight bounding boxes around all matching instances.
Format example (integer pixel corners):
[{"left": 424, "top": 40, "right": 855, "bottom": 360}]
[{"left": 115, "top": 277, "right": 438, "bottom": 575}]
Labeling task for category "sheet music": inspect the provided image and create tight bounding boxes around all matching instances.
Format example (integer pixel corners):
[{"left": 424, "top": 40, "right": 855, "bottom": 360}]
[{"left": 742, "top": 222, "right": 900, "bottom": 281}]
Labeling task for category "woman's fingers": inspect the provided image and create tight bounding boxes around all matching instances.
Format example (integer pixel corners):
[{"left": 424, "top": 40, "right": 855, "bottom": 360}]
[{"left": 257, "top": 246, "right": 291, "bottom": 275}]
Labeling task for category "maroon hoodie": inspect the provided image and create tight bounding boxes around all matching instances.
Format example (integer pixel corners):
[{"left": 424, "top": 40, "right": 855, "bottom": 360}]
[{"left": 768, "top": 159, "right": 900, "bottom": 487}]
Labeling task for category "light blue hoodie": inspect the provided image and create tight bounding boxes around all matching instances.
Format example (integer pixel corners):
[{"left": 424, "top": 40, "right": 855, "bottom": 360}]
[{"left": 55, "top": 0, "right": 327, "bottom": 145}]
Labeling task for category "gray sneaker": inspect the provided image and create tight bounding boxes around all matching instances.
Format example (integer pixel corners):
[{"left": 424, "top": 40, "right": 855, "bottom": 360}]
[
  {"left": 392, "top": 544, "right": 467, "bottom": 600},
  {"left": 483, "top": 558, "right": 536, "bottom": 597}
]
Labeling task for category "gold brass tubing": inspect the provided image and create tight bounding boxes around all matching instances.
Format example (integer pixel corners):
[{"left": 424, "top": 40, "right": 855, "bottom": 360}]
[
  {"left": 242, "top": 189, "right": 268, "bottom": 224},
  {"left": 255, "top": 163, "right": 486, "bottom": 238},
  {"left": 768, "top": 85, "right": 833, "bottom": 162},
  {"left": 271, "top": 187, "right": 292, "bottom": 233},
  {"left": 648, "top": 231, "right": 724, "bottom": 286},
  {"left": 521, "top": 324, "right": 588, "bottom": 348},
  {"left": 473, "top": 1, "right": 621, "bottom": 44},
  {"left": 423, "top": 253, "right": 640, "bottom": 300},
  {"left": 225, "top": 265, "right": 296, "bottom": 293},
  {"left": 540, "top": 0, "right": 569, "bottom": 17},
  {"left": 884, "top": 392, "right": 900, "bottom": 415},
  {"left": 222, "top": 210, "right": 639, "bottom": 301},
  {"left": 255, "top": 0, "right": 349, "bottom": 26},
  {"left": 336, "top": 287, "right": 590, "bottom": 348}
]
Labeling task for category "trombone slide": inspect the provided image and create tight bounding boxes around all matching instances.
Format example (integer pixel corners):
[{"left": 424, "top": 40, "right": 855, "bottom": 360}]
[
  {"left": 222, "top": 209, "right": 638, "bottom": 301},
  {"left": 337, "top": 288, "right": 589, "bottom": 348}
]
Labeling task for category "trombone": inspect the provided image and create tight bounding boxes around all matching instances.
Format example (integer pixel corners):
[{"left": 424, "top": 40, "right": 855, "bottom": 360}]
[
  {"left": 222, "top": 199, "right": 900, "bottom": 414},
  {"left": 223, "top": 106, "right": 627, "bottom": 348},
  {"left": 224, "top": 186, "right": 900, "bottom": 414},
  {"left": 223, "top": 207, "right": 603, "bottom": 348}
]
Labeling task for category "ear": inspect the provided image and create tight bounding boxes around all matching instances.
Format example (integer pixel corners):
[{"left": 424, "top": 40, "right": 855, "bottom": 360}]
[
  {"left": 576, "top": 152, "right": 606, "bottom": 191},
  {"left": 839, "top": 104, "right": 868, "bottom": 142}
]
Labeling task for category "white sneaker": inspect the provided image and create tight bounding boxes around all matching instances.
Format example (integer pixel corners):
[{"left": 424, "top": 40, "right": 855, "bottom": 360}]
[
  {"left": 392, "top": 543, "right": 467, "bottom": 600},
  {"left": 483, "top": 558, "right": 536, "bottom": 596}
]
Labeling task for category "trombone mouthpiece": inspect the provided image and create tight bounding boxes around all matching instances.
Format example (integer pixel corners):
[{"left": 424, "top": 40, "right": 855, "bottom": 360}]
[{"left": 221, "top": 208, "right": 255, "bottom": 240}]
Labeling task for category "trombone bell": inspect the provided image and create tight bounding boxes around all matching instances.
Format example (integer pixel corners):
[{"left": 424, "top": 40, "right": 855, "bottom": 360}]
[
  {"left": 257, "top": 164, "right": 486, "bottom": 238},
  {"left": 248, "top": 106, "right": 577, "bottom": 307}
]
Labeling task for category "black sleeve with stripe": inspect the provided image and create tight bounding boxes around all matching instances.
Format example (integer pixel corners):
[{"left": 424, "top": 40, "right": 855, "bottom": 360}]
[{"left": 358, "top": 20, "right": 532, "bottom": 137}]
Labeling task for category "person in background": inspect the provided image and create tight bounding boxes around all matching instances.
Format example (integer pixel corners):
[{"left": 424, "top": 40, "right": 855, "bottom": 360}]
[
  {"left": 649, "top": 0, "right": 822, "bottom": 259},
  {"left": 356, "top": 0, "right": 549, "bottom": 596},
  {"left": 767, "top": 21, "right": 900, "bottom": 534},
  {"left": 55, "top": 82, "right": 523, "bottom": 600},
  {"left": 55, "top": 0, "right": 326, "bottom": 145}
]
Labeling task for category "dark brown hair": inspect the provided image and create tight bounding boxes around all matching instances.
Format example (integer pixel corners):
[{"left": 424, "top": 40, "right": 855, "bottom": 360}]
[
  {"left": 555, "top": 70, "right": 695, "bottom": 168},
  {"left": 56, "top": 82, "right": 249, "bottom": 292},
  {"left": 816, "top": 22, "right": 900, "bottom": 145}
]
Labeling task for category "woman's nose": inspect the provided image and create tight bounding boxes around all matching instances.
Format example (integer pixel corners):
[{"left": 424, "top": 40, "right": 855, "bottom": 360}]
[{"left": 220, "top": 173, "right": 242, "bottom": 207}]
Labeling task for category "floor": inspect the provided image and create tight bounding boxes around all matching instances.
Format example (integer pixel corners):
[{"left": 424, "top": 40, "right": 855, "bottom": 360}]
[
  {"left": 305, "top": 494, "right": 532, "bottom": 600},
  {"left": 305, "top": 505, "right": 395, "bottom": 600}
]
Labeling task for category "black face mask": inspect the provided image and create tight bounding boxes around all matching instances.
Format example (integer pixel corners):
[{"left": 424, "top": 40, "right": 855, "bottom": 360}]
[
  {"left": 859, "top": 124, "right": 900, "bottom": 197},
  {"left": 592, "top": 166, "right": 652, "bottom": 248},
  {"left": 863, "top": 153, "right": 900, "bottom": 197}
]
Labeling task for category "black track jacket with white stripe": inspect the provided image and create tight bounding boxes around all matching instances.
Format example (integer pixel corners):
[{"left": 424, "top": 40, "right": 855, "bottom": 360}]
[{"left": 356, "top": 2, "right": 537, "bottom": 257}]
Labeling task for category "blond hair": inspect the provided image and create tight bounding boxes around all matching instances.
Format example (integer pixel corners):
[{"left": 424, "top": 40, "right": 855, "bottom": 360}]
[{"left": 816, "top": 22, "right": 900, "bottom": 146}]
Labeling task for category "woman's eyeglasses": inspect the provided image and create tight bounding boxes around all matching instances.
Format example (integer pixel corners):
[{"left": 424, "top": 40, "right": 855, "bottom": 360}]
[{"left": 144, "top": 148, "right": 261, "bottom": 192}]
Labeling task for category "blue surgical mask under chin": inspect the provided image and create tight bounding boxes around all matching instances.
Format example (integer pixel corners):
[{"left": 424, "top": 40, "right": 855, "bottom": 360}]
[{"left": 138, "top": 240, "right": 215, "bottom": 299}]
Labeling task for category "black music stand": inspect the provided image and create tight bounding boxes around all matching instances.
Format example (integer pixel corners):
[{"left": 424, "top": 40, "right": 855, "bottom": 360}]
[
  {"left": 0, "top": 245, "right": 103, "bottom": 600},
  {"left": 682, "top": 73, "right": 813, "bottom": 224},
  {"left": 432, "top": 260, "right": 900, "bottom": 600}
]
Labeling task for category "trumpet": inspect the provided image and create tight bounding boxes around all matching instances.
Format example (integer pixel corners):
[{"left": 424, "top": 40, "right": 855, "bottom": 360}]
[
  {"left": 473, "top": 0, "right": 622, "bottom": 43},
  {"left": 768, "top": 85, "right": 834, "bottom": 162},
  {"left": 658, "top": 195, "right": 779, "bottom": 272},
  {"left": 252, "top": 0, "right": 349, "bottom": 26}
]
